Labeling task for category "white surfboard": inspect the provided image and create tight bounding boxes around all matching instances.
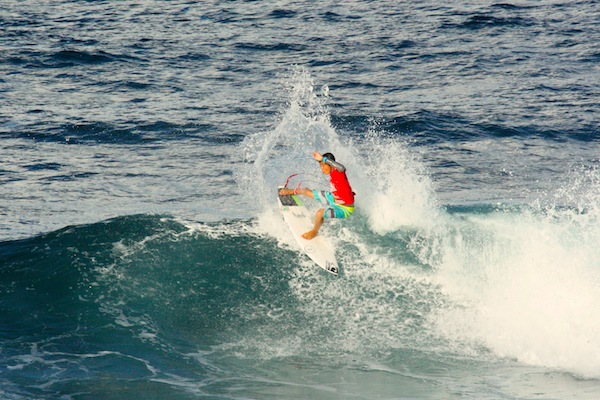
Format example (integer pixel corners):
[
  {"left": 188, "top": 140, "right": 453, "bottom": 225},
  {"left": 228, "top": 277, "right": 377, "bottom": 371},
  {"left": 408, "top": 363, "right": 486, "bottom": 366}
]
[{"left": 277, "top": 189, "right": 339, "bottom": 275}]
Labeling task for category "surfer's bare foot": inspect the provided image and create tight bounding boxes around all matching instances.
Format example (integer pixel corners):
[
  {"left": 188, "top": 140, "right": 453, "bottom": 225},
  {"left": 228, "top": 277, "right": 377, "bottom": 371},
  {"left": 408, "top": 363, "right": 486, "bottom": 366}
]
[
  {"left": 279, "top": 188, "right": 293, "bottom": 195},
  {"left": 302, "top": 229, "right": 318, "bottom": 240}
]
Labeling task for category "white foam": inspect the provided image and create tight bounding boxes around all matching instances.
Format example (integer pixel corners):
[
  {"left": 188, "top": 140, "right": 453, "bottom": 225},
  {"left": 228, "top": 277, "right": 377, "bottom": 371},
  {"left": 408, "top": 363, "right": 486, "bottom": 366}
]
[
  {"left": 431, "top": 200, "right": 600, "bottom": 377},
  {"left": 356, "top": 134, "right": 438, "bottom": 235}
]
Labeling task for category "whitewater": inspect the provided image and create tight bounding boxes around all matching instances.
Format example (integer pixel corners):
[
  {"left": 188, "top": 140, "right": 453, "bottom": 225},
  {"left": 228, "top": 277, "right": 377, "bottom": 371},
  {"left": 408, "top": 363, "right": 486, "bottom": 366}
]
[{"left": 2, "top": 1, "right": 600, "bottom": 399}]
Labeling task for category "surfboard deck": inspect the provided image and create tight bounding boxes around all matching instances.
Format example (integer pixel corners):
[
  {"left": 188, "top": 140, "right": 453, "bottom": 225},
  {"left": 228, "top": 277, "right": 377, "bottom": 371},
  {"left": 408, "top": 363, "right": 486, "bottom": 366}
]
[{"left": 277, "top": 189, "right": 339, "bottom": 275}]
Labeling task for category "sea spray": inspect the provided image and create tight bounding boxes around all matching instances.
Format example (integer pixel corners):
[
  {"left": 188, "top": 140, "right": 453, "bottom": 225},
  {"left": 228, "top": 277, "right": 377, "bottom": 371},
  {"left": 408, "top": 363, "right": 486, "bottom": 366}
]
[
  {"left": 429, "top": 168, "right": 600, "bottom": 377},
  {"left": 238, "top": 69, "right": 438, "bottom": 240},
  {"left": 356, "top": 122, "right": 438, "bottom": 234},
  {"left": 238, "top": 68, "right": 340, "bottom": 208}
]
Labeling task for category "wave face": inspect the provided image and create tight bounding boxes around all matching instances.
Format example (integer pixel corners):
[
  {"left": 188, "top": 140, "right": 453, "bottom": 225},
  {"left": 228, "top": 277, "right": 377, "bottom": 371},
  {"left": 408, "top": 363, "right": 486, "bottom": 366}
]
[
  {"left": 0, "top": 215, "right": 296, "bottom": 398},
  {"left": 3, "top": 200, "right": 600, "bottom": 399}
]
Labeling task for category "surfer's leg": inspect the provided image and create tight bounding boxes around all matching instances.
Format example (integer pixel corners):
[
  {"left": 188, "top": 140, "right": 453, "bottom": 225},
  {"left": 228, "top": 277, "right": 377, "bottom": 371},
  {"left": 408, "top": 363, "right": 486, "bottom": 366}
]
[
  {"left": 302, "top": 208, "right": 325, "bottom": 240},
  {"left": 298, "top": 188, "right": 314, "bottom": 197}
]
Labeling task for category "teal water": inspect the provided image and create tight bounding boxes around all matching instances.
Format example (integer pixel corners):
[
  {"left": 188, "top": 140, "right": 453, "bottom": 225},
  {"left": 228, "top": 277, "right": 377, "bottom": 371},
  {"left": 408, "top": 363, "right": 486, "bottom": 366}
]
[{"left": 3, "top": 201, "right": 600, "bottom": 399}]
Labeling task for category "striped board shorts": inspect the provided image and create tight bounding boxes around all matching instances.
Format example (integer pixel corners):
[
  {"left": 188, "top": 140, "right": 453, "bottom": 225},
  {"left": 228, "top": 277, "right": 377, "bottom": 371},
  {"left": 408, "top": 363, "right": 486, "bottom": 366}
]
[{"left": 312, "top": 190, "right": 355, "bottom": 219}]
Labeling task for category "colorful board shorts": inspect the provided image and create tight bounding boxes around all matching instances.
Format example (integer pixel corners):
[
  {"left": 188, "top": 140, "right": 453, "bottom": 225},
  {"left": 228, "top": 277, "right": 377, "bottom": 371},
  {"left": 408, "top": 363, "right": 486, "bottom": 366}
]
[{"left": 312, "top": 190, "right": 355, "bottom": 219}]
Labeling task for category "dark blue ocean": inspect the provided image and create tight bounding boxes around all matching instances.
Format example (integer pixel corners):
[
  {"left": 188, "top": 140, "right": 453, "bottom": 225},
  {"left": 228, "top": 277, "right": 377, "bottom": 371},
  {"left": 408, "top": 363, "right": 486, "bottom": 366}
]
[{"left": 2, "top": 1, "right": 600, "bottom": 399}]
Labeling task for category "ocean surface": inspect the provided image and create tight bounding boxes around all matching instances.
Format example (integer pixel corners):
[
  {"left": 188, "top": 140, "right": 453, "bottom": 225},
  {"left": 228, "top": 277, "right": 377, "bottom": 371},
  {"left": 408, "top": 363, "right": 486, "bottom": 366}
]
[{"left": 2, "top": 1, "right": 600, "bottom": 399}]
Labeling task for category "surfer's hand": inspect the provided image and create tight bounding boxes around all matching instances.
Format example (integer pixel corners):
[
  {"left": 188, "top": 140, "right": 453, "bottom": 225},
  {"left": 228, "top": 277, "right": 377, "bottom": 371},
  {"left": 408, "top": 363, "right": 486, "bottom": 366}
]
[{"left": 313, "top": 151, "right": 323, "bottom": 161}]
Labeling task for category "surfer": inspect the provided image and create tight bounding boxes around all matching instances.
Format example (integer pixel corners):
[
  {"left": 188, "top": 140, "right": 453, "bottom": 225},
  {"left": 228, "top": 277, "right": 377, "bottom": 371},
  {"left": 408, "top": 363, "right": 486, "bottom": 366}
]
[{"left": 279, "top": 151, "right": 355, "bottom": 240}]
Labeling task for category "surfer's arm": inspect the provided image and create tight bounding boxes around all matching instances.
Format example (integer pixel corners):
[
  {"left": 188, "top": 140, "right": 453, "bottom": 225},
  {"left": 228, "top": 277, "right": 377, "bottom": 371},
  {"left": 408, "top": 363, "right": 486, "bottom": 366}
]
[
  {"left": 325, "top": 158, "right": 346, "bottom": 172},
  {"left": 313, "top": 151, "right": 346, "bottom": 172}
]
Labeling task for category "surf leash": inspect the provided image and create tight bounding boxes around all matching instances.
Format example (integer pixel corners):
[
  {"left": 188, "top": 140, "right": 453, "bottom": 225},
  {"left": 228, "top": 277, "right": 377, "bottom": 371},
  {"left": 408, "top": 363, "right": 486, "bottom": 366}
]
[
  {"left": 283, "top": 173, "right": 299, "bottom": 188},
  {"left": 283, "top": 173, "right": 304, "bottom": 195}
]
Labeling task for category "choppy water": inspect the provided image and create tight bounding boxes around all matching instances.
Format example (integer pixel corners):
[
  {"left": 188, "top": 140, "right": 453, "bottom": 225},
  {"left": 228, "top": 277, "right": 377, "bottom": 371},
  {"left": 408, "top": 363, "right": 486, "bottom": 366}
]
[{"left": 2, "top": 1, "right": 600, "bottom": 399}]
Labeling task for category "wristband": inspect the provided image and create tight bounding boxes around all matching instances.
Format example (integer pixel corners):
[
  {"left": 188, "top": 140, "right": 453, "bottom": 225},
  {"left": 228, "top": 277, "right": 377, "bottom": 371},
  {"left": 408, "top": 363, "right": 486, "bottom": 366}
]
[{"left": 322, "top": 156, "right": 328, "bottom": 163}]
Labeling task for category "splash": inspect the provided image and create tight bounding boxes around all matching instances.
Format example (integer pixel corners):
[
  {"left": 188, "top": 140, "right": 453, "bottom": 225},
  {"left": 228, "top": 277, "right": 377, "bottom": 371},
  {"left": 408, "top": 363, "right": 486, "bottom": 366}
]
[
  {"left": 238, "top": 68, "right": 338, "bottom": 208},
  {"left": 356, "top": 123, "right": 438, "bottom": 234},
  {"left": 237, "top": 68, "right": 437, "bottom": 237},
  {"left": 429, "top": 168, "right": 600, "bottom": 378}
]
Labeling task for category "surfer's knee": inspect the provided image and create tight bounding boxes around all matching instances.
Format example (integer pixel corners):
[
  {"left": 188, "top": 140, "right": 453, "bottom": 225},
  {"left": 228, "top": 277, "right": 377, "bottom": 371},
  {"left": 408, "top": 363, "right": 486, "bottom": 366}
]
[
  {"left": 300, "top": 188, "right": 314, "bottom": 197},
  {"left": 316, "top": 208, "right": 325, "bottom": 221}
]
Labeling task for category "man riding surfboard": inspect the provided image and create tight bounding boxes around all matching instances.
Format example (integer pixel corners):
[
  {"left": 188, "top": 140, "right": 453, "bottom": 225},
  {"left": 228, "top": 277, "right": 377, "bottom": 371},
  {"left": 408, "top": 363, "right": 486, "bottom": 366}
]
[{"left": 279, "top": 151, "right": 355, "bottom": 240}]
